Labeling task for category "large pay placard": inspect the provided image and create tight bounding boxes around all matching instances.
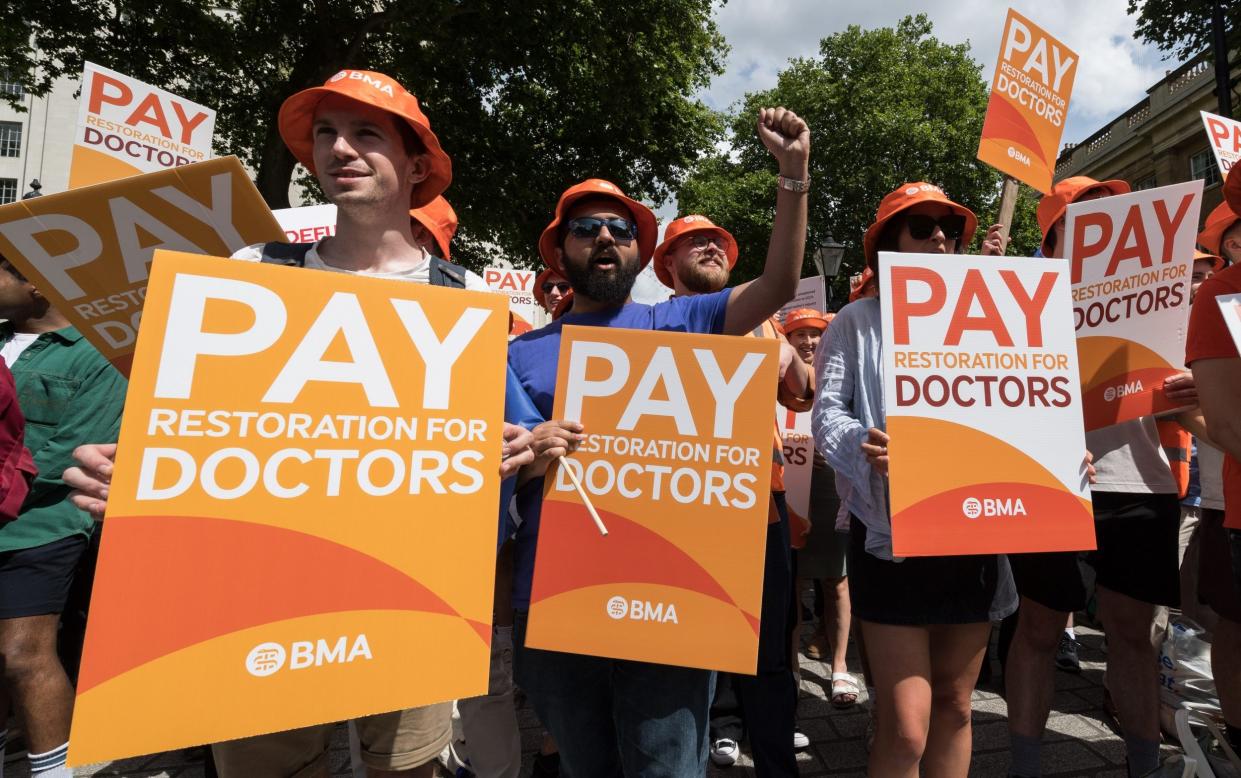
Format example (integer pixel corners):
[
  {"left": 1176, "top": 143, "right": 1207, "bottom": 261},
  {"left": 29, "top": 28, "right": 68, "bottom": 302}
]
[
  {"left": 0, "top": 157, "right": 282, "bottom": 375},
  {"left": 1066, "top": 180, "right": 1202, "bottom": 430},
  {"left": 880, "top": 253, "right": 1094, "bottom": 556},
  {"left": 527, "top": 326, "right": 777, "bottom": 673},
  {"left": 977, "top": 9, "right": 1078, "bottom": 192},
  {"left": 68, "top": 252, "right": 509, "bottom": 765},
  {"left": 70, "top": 62, "right": 216, "bottom": 188}
]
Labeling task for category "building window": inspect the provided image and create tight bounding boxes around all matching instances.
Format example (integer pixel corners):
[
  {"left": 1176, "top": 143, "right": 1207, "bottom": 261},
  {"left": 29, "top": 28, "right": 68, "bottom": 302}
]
[
  {"left": 0, "top": 80, "right": 21, "bottom": 100},
  {"left": 0, "top": 123, "right": 20, "bottom": 157},
  {"left": 0, "top": 179, "right": 16, "bottom": 205},
  {"left": 1134, "top": 175, "right": 1157, "bottom": 191},
  {"left": 1190, "top": 149, "right": 1222, "bottom": 187}
]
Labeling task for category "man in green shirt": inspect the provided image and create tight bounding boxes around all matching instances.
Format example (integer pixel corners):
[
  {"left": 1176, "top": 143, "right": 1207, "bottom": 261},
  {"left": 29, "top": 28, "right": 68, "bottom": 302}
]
[{"left": 0, "top": 258, "right": 126, "bottom": 778}]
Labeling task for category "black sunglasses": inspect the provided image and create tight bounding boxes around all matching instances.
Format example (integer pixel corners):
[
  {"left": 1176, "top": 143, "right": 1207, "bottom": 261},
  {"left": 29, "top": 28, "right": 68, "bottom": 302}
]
[
  {"left": 541, "top": 282, "right": 571, "bottom": 294},
  {"left": 905, "top": 214, "right": 966, "bottom": 241},
  {"left": 566, "top": 217, "right": 638, "bottom": 241}
]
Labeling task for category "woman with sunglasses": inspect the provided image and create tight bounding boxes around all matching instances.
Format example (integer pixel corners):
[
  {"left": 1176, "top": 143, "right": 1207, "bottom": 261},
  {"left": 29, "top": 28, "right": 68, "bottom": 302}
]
[
  {"left": 533, "top": 268, "right": 571, "bottom": 315},
  {"left": 811, "top": 182, "right": 1012, "bottom": 778}
]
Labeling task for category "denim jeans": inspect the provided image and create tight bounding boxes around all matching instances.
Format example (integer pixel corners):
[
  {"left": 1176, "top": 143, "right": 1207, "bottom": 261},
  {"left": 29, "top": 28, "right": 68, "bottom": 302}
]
[{"left": 513, "top": 612, "right": 712, "bottom": 777}]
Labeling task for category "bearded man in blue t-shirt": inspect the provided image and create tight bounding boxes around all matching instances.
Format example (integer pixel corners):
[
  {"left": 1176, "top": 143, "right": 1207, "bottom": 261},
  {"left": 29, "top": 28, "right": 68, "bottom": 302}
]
[{"left": 506, "top": 106, "right": 810, "bottom": 777}]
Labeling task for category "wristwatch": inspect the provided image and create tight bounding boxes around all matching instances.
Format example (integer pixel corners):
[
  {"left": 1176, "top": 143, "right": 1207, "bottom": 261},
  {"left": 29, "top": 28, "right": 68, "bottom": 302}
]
[{"left": 778, "top": 175, "right": 810, "bottom": 193}]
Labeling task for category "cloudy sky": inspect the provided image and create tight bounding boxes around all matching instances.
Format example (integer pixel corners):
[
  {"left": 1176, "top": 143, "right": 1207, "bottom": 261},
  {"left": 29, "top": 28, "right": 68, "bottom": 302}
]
[{"left": 700, "top": 0, "right": 1184, "bottom": 146}]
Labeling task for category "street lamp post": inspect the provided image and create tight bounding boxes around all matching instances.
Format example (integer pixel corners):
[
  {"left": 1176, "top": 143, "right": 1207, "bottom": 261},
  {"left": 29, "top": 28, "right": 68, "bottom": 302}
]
[{"left": 812, "top": 235, "right": 845, "bottom": 311}]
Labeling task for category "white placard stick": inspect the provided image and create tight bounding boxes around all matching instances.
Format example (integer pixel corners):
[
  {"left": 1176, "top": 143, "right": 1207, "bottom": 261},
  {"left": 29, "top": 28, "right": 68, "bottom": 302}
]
[{"left": 558, "top": 455, "right": 608, "bottom": 536}]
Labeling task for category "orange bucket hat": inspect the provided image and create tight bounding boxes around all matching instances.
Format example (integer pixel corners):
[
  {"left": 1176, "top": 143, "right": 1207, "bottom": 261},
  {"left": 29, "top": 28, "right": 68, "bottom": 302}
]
[
  {"left": 278, "top": 69, "right": 452, "bottom": 209},
  {"left": 1194, "top": 249, "right": 1226, "bottom": 273},
  {"left": 652, "top": 215, "right": 739, "bottom": 288},
  {"left": 1198, "top": 199, "right": 1240, "bottom": 257},
  {"left": 1036, "top": 176, "right": 1130, "bottom": 255},
  {"left": 1226, "top": 169, "right": 1241, "bottom": 214},
  {"left": 783, "top": 308, "right": 829, "bottom": 333},
  {"left": 538, "top": 179, "right": 658, "bottom": 276},
  {"left": 863, "top": 183, "right": 978, "bottom": 266},
  {"left": 410, "top": 196, "right": 457, "bottom": 259}
]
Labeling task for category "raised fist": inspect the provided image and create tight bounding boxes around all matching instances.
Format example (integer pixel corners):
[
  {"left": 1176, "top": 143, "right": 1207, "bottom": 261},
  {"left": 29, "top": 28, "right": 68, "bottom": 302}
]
[{"left": 757, "top": 107, "right": 810, "bottom": 177}]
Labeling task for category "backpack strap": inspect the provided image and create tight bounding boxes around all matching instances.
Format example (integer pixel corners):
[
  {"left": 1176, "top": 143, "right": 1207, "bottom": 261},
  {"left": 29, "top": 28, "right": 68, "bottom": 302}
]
[
  {"left": 429, "top": 256, "right": 468, "bottom": 289},
  {"left": 259, "top": 242, "right": 313, "bottom": 267}
]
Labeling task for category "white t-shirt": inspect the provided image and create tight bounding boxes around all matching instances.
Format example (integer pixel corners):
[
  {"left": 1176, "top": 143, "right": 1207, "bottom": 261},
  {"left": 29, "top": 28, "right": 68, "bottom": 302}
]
[
  {"left": 0, "top": 332, "right": 39, "bottom": 367},
  {"left": 230, "top": 242, "right": 490, "bottom": 291},
  {"left": 1086, "top": 416, "right": 1177, "bottom": 494},
  {"left": 1198, "top": 441, "right": 1226, "bottom": 510}
]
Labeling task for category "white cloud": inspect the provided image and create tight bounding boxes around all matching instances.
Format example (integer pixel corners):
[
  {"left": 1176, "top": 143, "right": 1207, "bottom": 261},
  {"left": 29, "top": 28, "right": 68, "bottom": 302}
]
[{"left": 700, "top": 0, "right": 1182, "bottom": 146}]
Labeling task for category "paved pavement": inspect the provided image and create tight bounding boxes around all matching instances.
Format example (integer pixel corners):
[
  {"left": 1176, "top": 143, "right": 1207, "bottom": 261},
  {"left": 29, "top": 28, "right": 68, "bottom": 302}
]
[{"left": 10, "top": 617, "right": 1188, "bottom": 777}]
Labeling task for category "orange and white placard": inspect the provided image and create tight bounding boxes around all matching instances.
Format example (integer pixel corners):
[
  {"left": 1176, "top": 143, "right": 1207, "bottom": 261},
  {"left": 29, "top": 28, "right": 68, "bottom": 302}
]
[
  {"left": 0, "top": 156, "right": 282, "bottom": 375},
  {"left": 273, "top": 204, "right": 338, "bottom": 244},
  {"left": 68, "top": 250, "right": 509, "bottom": 765},
  {"left": 880, "top": 252, "right": 1094, "bottom": 556},
  {"left": 70, "top": 62, "right": 216, "bottom": 189},
  {"left": 484, "top": 267, "right": 543, "bottom": 331},
  {"left": 977, "top": 9, "right": 1078, "bottom": 192},
  {"left": 1202, "top": 111, "right": 1241, "bottom": 178},
  {"left": 526, "top": 325, "right": 777, "bottom": 673},
  {"left": 778, "top": 406, "right": 813, "bottom": 533},
  {"left": 1066, "top": 180, "right": 1203, "bottom": 430}
]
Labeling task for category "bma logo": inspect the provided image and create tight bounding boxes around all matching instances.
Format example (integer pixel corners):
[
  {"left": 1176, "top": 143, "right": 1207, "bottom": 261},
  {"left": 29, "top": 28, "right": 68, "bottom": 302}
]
[
  {"left": 962, "top": 497, "right": 1028, "bottom": 519},
  {"left": 905, "top": 184, "right": 945, "bottom": 197},
  {"left": 1103, "top": 380, "right": 1144, "bottom": 403},
  {"left": 605, "top": 596, "right": 679, "bottom": 624},
  {"left": 245, "top": 635, "right": 373, "bottom": 677},
  {"left": 1006, "top": 146, "right": 1031, "bottom": 166},
  {"left": 327, "top": 71, "right": 396, "bottom": 95},
  {"left": 606, "top": 596, "right": 629, "bottom": 620}
]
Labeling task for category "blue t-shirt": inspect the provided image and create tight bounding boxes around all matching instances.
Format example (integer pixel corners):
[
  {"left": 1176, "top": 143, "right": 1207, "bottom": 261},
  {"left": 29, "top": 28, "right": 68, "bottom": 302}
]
[
  {"left": 498, "top": 366, "right": 545, "bottom": 551},
  {"left": 506, "top": 290, "right": 733, "bottom": 609}
]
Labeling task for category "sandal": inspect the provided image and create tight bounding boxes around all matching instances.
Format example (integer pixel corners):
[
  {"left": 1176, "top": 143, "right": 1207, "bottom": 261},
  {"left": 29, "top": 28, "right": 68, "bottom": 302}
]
[
  {"left": 804, "top": 633, "right": 829, "bottom": 660},
  {"left": 831, "top": 672, "right": 860, "bottom": 708}
]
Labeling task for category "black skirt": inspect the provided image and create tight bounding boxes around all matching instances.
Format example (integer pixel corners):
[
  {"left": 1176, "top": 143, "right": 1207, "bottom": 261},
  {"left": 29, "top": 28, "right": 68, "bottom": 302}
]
[{"left": 847, "top": 516, "right": 1017, "bottom": 626}]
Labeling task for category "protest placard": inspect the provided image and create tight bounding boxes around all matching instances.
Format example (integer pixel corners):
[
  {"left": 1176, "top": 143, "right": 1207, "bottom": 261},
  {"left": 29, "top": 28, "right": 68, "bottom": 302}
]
[
  {"left": 69, "top": 63, "right": 216, "bottom": 189},
  {"left": 778, "top": 275, "right": 827, "bottom": 323},
  {"left": 1066, "top": 180, "right": 1203, "bottom": 429},
  {"left": 880, "top": 252, "right": 1094, "bottom": 556},
  {"left": 273, "top": 203, "right": 338, "bottom": 244},
  {"left": 0, "top": 156, "right": 283, "bottom": 375},
  {"left": 778, "top": 405, "right": 813, "bottom": 535},
  {"left": 976, "top": 9, "right": 1078, "bottom": 193},
  {"left": 526, "top": 325, "right": 778, "bottom": 673},
  {"left": 68, "top": 250, "right": 509, "bottom": 764},
  {"left": 1202, "top": 111, "right": 1241, "bottom": 178},
  {"left": 484, "top": 266, "right": 544, "bottom": 330}
]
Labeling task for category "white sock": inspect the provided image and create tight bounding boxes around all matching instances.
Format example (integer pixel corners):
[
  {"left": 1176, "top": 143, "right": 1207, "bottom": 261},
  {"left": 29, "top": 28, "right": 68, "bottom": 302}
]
[
  {"left": 29, "top": 741, "right": 69, "bottom": 776},
  {"left": 1065, "top": 628, "right": 1076, "bottom": 641}
]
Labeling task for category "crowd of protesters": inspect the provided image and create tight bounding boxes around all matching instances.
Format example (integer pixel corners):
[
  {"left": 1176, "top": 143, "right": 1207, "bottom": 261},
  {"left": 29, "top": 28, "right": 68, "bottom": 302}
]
[{"left": 0, "top": 64, "right": 1232, "bottom": 778}]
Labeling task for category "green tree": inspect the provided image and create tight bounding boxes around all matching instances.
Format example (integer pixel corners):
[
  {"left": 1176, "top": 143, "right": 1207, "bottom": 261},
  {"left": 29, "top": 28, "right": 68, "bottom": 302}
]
[
  {"left": 1, "top": 0, "right": 727, "bottom": 270},
  {"left": 1126, "top": 0, "right": 1238, "bottom": 62},
  {"left": 678, "top": 15, "right": 1047, "bottom": 303}
]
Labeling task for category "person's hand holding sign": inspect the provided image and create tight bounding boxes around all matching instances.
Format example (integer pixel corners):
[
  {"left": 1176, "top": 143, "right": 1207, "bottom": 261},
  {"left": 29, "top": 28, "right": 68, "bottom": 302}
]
[
  {"left": 65, "top": 442, "right": 116, "bottom": 521},
  {"left": 1161, "top": 372, "right": 1198, "bottom": 406},
  {"left": 501, "top": 423, "right": 535, "bottom": 479},
  {"left": 862, "top": 428, "right": 890, "bottom": 476},
  {"left": 981, "top": 223, "right": 1008, "bottom": 256}
]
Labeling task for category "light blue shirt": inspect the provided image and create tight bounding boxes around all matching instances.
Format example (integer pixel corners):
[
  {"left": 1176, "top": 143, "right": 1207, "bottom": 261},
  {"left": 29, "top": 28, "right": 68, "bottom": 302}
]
[{"left": 811, "top": 297, "right": 896, "bottom": 559}]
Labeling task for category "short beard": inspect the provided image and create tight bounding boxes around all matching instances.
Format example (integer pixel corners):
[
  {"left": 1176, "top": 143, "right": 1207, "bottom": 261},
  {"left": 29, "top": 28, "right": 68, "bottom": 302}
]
[
  {"left": 678, "top": 262, "right": 729, "bottom": 294},
  {"left": 563, "top": 252, "right": 641, "bottom": 306}
]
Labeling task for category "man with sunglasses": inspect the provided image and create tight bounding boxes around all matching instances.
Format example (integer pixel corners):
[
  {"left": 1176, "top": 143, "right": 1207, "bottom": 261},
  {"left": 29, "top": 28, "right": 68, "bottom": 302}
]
[
  {"left": 651, "top": 213, "right": 812, "bottom": 776},
  {"left": 505, "top": 107, "right": 811, "bottom": 777}
]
